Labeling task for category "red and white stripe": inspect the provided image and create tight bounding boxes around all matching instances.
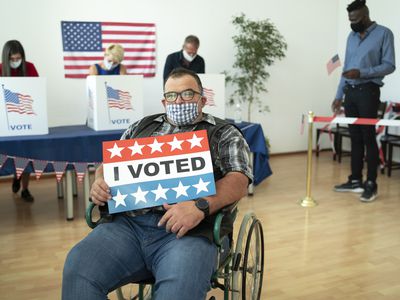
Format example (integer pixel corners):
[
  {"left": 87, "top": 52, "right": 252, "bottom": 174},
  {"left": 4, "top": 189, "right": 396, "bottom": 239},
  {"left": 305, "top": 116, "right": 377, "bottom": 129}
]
[
  {"left": 103, "top": 130, "right": 209, "bottom": 164},
  {"left": 313, "top": 116, "right": 400, "bottom": 127}
]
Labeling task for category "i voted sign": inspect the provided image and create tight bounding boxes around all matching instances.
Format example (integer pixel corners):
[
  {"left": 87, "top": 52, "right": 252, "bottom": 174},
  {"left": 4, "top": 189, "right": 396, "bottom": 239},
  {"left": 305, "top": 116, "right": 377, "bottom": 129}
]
[{"left": 102, "top": 130, "right": 216, "bottom": 214}]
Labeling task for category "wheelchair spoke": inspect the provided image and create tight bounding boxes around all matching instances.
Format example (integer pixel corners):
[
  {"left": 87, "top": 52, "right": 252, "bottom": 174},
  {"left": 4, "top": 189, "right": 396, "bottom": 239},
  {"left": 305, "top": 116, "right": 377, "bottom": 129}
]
[{"left": 231, "top": 214, "right": 264, "bottom": 300}]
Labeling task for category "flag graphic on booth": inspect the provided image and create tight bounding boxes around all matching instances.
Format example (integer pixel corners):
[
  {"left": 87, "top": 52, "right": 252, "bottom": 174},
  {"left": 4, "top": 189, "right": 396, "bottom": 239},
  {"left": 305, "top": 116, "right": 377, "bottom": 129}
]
[
  {"left": 102, "top": 130, "right": 216, "bottom": 214},
  {"left": 61, "top": 21, "right": 156, "bottom": 78},
  {"left": 105, "top": 83, "right": 133, "bottom": 110},
  {"left": 203, "top": 87, "right": 216, "bottom": 106},
  {"left": 2, "top": 85, "right": 35, "bottom": 115}
]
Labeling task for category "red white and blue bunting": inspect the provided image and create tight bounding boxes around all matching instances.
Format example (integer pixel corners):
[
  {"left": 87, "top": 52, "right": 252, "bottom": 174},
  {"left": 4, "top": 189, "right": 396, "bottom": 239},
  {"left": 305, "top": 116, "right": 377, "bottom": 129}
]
[{"left": 0, "top": 154, "right": 98, "bottom": 182}]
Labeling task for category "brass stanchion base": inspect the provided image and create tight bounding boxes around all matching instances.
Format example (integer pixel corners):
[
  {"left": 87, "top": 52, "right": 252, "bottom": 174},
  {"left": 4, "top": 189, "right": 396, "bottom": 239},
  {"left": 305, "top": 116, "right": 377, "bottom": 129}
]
[{"left": 299, "top": 196, "right": 318, "bottom": 207}]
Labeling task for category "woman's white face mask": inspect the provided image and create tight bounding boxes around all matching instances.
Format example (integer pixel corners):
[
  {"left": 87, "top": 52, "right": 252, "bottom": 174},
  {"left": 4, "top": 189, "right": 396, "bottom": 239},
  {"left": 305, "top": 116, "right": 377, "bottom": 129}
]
[
  {"left": 10, "top": 59, "right": 22, "bottom": 69},
  {"left": 103, "top": 58, "right": 117, "bottom": 70}
]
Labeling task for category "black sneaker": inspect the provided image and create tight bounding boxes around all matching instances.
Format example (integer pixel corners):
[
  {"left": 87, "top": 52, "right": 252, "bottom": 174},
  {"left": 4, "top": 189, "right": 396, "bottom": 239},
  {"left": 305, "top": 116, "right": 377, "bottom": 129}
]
[
  {"left": 12, "top": 177, "right": 21, "bottom": 193},
  {"left": 21, "top": 189, "right": 34, "bottom": 202},
  {"left": 334, "top": 177, "right": 364, "bottom": 193},
  {"left": 360, "top": 181, "right": 378, "bottom": 202}
]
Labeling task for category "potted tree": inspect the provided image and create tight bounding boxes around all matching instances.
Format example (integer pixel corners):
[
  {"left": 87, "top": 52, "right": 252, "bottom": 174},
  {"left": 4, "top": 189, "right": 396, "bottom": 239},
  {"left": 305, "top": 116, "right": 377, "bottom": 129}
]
[{"left": 226, "top": 13, "right": 287, "bottom": 122}]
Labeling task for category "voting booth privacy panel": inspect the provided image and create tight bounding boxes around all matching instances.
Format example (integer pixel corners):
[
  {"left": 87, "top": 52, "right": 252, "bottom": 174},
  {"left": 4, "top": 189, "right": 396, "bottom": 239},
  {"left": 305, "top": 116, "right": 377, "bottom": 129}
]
[
  {"left": 198, "top": 74, "right": 225, "bottom": 119},
  {"left": 86, "top": 75, "right": 144, "bottom": 131},
  {"left": 0, "top": 77, "right": 48, "bottom": 137}
]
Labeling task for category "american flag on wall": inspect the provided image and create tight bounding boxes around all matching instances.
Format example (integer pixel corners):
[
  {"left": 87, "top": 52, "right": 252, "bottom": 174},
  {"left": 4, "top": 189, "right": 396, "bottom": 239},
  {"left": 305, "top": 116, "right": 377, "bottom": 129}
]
[
  {"left": 3, "top": 87, "right": 35, "bottom": 115},
  {"left": 61, "top": 21, "right": 156, "bottom": 78},
  {"left": 106, "top": 84, "right": 133, "bottom": 110}
]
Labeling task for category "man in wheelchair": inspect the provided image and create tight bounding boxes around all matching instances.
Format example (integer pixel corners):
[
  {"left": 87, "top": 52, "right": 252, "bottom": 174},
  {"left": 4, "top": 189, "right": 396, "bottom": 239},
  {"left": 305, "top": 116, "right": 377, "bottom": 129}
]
[{"left": 62, "top": 68, "right": 253, "bottom": 300}]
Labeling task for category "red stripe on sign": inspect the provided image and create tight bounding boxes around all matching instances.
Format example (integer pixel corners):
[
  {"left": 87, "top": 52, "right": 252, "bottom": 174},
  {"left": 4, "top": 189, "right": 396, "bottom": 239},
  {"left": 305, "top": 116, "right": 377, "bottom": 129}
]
[
  {"left": 313, "top": 116, "right": 335, "bottom": 123},
  {"left": 353, "top": 118, "right": 379, "bottom": 125},
  {"left": 102, "top": 130, "right": 210, "bottom": 163}
]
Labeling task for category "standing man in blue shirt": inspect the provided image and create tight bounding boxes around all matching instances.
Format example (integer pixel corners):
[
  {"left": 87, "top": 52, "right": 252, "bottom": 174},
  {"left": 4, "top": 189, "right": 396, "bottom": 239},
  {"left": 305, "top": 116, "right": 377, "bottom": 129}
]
[
  {"left": 332, "top": 0, "right": 395, "bottom": 202},
  {"left": 163, "top": 35, "right": 205, "bottom": 81}
]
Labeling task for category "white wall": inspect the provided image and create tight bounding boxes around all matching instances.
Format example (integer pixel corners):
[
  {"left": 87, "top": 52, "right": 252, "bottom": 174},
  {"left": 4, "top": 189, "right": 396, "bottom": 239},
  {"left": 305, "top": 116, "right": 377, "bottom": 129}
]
[{"left": 1, "top": 0, "right": 397, "bottom": 153}]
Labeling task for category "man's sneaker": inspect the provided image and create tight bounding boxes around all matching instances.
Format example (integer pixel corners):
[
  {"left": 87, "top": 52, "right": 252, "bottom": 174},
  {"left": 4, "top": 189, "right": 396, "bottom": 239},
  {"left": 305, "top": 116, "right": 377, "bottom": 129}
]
[
  {"left": 334, "top": 177, "right": 364, "bottom": 193},
  {"left": 21, "top": 189, "right": 34, "bottom": 202},
  {"left": 12, "top": 177, "right": 21, "bottom": 193},
  {"left": 360, "top": 181, "right": 378, "bottom": 202}
]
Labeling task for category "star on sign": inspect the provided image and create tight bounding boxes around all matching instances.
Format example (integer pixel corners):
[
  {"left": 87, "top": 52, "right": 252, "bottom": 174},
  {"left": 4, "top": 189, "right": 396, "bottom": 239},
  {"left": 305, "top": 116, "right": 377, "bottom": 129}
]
[
  {"left": 148, "top": 138, "right": 164, "bottom": 154},
  {"left": 168, "top": 136, "right": 184, "bottom": 151},
  {"left": 131, "top": 186, "right": 149, "bottom": 205},
  {"left": 107, "top": 143, "right": 124, "bottom": 158},
  {"left": 172, "top": 181, "right": 190, "bottom": 198},
  {"left": 193, "top": 178, "right": 210, "bottom": 194},
  {"left": 128, "top": 141, "right": 145, "bottom": 156},
  {"left": 112, "top": 190, "right": 127, "bottom": 208},
  {"left": 151, "top": 184, "right": 170, "bottom": 201},
  {"left": 187, "top": 133, "right": 204, "bottom": 149}
]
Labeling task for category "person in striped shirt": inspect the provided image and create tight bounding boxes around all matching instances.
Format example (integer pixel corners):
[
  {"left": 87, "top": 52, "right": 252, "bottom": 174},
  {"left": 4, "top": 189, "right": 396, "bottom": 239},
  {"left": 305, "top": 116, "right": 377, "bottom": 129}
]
[{"left": 62, "top": 68, "right": 252, "bottom": 300}]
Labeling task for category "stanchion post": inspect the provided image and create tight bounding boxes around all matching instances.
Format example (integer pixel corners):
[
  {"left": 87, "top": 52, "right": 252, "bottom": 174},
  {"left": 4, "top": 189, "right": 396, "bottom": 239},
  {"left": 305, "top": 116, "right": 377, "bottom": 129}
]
[{"left": 299, "top": 111, "right": 318, "bottom": 207}]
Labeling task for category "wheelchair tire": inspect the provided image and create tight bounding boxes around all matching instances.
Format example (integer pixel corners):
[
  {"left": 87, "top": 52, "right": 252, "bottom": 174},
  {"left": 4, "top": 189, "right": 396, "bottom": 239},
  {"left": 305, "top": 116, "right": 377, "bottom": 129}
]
[
  {"left": 231, "top": 214, "right": 264, "bottom": 300},
  {"left": 242, "top": 218, "right": 264, "bottom": 299}
]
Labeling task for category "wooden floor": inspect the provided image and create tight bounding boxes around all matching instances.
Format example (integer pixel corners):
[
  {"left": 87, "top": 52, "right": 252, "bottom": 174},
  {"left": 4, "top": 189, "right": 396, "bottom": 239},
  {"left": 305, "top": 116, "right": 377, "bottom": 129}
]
[{"left": 1, "top": 152, "right": 399, "bottom": 300}]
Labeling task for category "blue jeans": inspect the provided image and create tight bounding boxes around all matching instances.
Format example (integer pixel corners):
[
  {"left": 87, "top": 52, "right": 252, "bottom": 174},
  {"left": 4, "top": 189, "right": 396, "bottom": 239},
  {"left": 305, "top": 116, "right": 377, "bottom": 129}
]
[{"left": 62, "top": 213, "right": 217, "bottom": 300}]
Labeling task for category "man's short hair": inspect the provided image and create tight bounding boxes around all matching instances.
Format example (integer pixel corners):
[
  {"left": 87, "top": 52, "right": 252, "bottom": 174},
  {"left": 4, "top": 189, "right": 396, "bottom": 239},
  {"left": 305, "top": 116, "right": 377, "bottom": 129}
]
[
  {"left": 164, "top": 68, "right": 203, "bottom": 93},
  {"left": 184, "top": 35, "right": 200, "bottom": 48},
  {"left": 347, "top": 0, "right": 366, "bottom": 12}
]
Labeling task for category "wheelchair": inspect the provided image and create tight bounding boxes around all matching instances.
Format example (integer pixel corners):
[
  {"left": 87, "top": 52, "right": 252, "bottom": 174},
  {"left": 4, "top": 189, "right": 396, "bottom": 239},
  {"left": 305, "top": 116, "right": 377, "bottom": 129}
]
[{"left": 86, "top": 202, "right": 264, "bottom": 300}]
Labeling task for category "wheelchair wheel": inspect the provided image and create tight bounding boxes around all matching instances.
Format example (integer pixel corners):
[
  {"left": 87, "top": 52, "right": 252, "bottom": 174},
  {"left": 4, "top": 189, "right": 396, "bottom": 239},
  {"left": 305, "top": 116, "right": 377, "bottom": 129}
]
[{"left": 231, "top": 213, "right": 264, "bottom": 300}]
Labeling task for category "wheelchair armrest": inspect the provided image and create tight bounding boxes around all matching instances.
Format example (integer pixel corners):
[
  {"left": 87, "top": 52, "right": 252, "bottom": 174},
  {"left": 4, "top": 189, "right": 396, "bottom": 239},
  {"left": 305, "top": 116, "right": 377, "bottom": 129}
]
[
  {"left": 213, "top": 202, "right": 239, "bottom": 247},
  {"left": 85, "top": 201, "right": 98, "bottom": 229}
]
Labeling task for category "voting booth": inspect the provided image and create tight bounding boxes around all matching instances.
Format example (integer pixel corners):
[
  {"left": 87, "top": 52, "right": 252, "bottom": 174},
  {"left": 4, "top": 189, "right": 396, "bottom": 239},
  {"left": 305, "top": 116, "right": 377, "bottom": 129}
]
[
  {"left": 0, "top": 77, "right": 48, "bottom": 137},
  {"left": 198, "top": 74, "right": 225, "bottom": 119},
  {"left": 86, "top": 75, "right": 144, "bottom": 131}
]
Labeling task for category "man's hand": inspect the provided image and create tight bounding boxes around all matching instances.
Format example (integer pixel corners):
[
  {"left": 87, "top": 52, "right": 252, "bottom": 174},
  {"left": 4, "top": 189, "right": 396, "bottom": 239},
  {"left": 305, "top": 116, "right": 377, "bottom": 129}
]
[
  {"left": 331, "top": 99, "right": 343, "bottom": 114},
  {"left": 158, "top": 201, "right": 205, "bottom": 238},
  {"left": 342, "top": 69, "right": 360, "bottom": 79},
  {"left": 90, "top": 177, "right": 111, "bottom": 206}
]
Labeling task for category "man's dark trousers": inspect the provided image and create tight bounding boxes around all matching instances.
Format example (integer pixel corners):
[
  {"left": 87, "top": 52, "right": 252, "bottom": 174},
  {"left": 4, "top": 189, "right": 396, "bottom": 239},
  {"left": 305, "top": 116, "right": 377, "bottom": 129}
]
[{"left": 344, "top": 82, "right": 380, "bottom": 183}]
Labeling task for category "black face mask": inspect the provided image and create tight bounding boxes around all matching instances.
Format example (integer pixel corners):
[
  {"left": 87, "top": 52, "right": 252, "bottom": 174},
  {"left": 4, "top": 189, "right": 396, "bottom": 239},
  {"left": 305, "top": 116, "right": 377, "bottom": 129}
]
[{"left": 351, "top": 20, "right": 366, "bottom": 33}]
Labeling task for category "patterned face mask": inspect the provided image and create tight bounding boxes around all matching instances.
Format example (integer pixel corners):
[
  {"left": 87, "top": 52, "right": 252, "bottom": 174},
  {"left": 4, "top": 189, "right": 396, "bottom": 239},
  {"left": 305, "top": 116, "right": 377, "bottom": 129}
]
[{"left": 166, "top": 102, "right": 199, "bottom": 126}]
